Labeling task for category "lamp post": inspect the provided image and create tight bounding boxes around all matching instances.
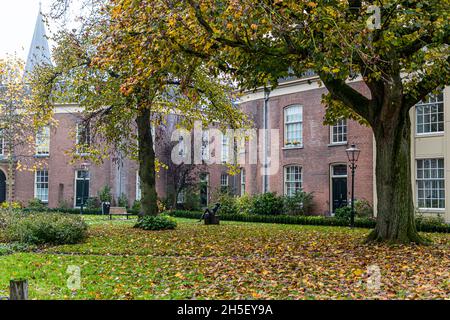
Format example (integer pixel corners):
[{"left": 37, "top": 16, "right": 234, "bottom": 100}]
[
  {"left": 346, "top": 144, "right": 360, "bottom": 227},
  {"left": 80, "top": 162, "right": 90, "bottom": 215}
]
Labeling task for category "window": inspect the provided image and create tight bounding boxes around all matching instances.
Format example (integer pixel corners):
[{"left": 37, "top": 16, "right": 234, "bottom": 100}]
[
  {"left": 221, "top": 134, "right": 229, "bottom": 163},
  {"left": 136, "top": 171, "right": 141, "bottom": 201},
  {"left": 177, "top": 190, "right": 185, "bottom": 204},
  {"left": 35, "top": 170, "right": 49, "bottom": 203},
  {"left": 330, "top": 119, "right": 347, "bottom": 144},
  {"left": 201, "top": 131, "right": 210, "bottom": 160},
  {"left": 76, "top": 123, "right": 91, "bottom": 154},
  {"left": 284, "top": 105, "right": 303, "bottom": 147},
  {"left": 416, "top": 92, "right": 444, "bottom": 134},
  {"left": 241, "top": 169, "right": 246, "bottom": 195},
  {"left": 36, "top": 126, "right": 50, "bottom": 156},
  {"left": 416, "top": 159, "right": 445, "bottom": 209},
  {"left": 284, "top": 165, "right": 302, "bottom": 196},
  {"left": 220, "top": 173, "right": 229, "bottom": 192}
]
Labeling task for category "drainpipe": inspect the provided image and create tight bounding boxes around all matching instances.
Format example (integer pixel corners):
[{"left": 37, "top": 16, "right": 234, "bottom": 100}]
[{"left": 263, "top": 88, "right": 270, "bottom": 193}]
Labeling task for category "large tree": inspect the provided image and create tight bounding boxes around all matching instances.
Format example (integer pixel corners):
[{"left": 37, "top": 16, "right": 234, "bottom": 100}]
[
  {"left": 33, "top": 0, "right": 248, "bottom": 216},
  {"left": 140, "top": 0, "right": 450, "bottom": 243}
]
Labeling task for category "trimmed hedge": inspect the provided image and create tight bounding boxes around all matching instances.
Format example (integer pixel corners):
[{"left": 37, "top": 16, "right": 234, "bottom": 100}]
[
  {"left": 166, "top": 210, "right": 450, "bottom": 233},
  {"left": 22, "top": 207, "right": 140, "bottom": 215}
]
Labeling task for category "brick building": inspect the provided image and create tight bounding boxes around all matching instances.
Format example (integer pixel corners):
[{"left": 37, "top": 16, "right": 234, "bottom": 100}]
[{"left": 2, "top": 9, "right": 449, "bottom": 222}]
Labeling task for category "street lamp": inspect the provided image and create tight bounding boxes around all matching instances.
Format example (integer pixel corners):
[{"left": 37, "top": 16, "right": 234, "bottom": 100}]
[
  {"left": 80, "top": 162, "right": 90, "bottom": 215},
  {"left": 346, "top": 144, "right": 360, "bottom": 227}
]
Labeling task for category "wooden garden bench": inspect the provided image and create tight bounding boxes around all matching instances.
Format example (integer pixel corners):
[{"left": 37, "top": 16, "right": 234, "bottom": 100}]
[{"left": 109, "top": 207, "right": 132, "bottom": 220}]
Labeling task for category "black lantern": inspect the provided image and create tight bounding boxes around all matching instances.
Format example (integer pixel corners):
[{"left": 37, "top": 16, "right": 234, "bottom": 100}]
[{"left": 346, "top": 144, "right": 360, "bottom": 227}]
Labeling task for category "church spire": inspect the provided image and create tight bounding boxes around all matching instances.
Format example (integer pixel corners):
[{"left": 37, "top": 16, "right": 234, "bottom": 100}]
[{"left": 24, "top": 5, "right": 52, "bottom": 77}]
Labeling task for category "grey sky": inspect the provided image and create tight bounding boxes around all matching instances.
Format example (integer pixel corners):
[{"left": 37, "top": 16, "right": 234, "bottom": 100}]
[{"left": 0, "top": 0, "right": 80, "bottom": 61}]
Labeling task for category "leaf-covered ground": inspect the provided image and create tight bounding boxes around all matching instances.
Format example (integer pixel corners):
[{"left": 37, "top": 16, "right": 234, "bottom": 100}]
[{"left": 0, "top": 216, "right": 449, "bottom": 299}]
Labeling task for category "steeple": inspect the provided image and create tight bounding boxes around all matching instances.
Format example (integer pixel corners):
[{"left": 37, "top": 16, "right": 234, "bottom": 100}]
[{"left": 24, "top": 4, "right": 52, "bottom": 77}]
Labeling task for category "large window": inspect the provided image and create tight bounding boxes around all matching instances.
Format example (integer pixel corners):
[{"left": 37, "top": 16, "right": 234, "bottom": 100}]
[
  {"left": 241, "top": 169, "right": 246, "bottom": 195},
  {"left": 201, "top": 131, "right": 210, "bottom": 161},
  {"left": 35, "top": 170, "right": 49, "bottom": 203},
  {"left": 221, "top": 134, "right": 229, "bottom": 163},
  {"left": 76, "top": 123, "right": 91, "bottom": 154},
  {"left": 330, "top": 119, "right": 347, "bottom": 144},
  {"left": 284, "top": 105, "right": 303, "bottom": 148},
  {"left": 416, "top": 159, "right": 445, "bottom": 209},
  {"left": 36, "top": 126, "right": 50, "bottom": 156},
  {"left": 136, "top": 171, "right": 141, "bottom": 201},
  {"left": 284, "top": 165, "right": 302, "bottom": 196},
  {"left": 220, "top": 173, "right": 229, "bottom": 192},
  {"left": 416, "top": 92, "right": 444, "bottom": 134}
]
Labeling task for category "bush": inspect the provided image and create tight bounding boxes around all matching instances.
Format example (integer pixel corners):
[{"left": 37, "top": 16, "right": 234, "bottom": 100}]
[
  {"left": 235, "top": 193, "right": 253, "bottom": 215},
  {"left": 85, "top": 197, "right": 101, "bottom": 210},
  {"left": 283, "top": 190, "right": 314, "bottom": 216},
  {"left": 334, "top": 206, "right": 352, "bottom": 222},
  {"left": 27, "top": 198, "right": 46, "bottom": 210},
  {"left": 131, "top": 200, "right": 141, "bottom": 212},
  {"left": 250, "top": 192, "right": 283, "bottom": 215},
  {"left": 117, "top": 193, "right": 129, "bottom": 208},
  {"left": 354, "top": 199, "right": 373, "bottom": 218},
  {"left": 5, "top": 212, "right": 88, "bottom": 245},
  {"left": 1, "top": 201, "right": 22, "bottom": 210},
  {"left": 98, "top": 185, "right": 113, "bottom": 203},
  {"left": 182, "top": 189, "right": 201, "bottom": 211},
  {"left": 213, "top": 191, "right": 237, "bottom": 215},
  {"left": 134, "top": 215, "right": 177, "bottom": 231}
]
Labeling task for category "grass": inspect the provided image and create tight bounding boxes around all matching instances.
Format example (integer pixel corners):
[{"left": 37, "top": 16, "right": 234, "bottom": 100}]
[{"left": 0, "top": 215, "right": 449, "bottom": 300}]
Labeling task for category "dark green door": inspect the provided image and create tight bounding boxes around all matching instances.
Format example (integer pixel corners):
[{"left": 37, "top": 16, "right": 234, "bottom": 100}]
[
  {"left": 75, "top": 171, "right": 90, "bottom": 207},
  {"left": 332, "top": 177, "right": 347, "bottom": 212}
]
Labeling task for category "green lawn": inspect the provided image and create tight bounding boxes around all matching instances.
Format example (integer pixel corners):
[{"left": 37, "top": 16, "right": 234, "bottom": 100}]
[{"left": 1, "top": 216, "right": 449, "bottom": 300}]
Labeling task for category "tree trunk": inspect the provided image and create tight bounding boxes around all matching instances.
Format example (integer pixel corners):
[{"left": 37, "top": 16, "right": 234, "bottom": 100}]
[
  {"left": 136, "top": 108, "right": 158, "bottom": 216},
  {"left": 367, "top": 106, "right": 427, "bottom": 244}
]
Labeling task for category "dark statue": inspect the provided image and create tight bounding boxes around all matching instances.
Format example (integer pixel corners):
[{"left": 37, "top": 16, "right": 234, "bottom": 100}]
[{"left": 199, "top": 203, "right": 221, "bottom": 225}]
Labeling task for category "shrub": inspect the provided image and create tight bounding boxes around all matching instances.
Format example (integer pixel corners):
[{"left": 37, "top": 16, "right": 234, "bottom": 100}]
[
  {"left": 134, "top": 215, "right": 177, "bottom": 231},
  {"left": 131, "top": 200, "right": 141, "bottom": 212},
  {"left": 250, "top": 192, "right": 283, "bottom": 215},
  {"left": 5, "top": 212, "right": 88, "bottom": 245},
  {"left": 235, "top": 193, "right": 253, "bottom": 215},
  {"left": 213, "top": 191, "right": 237, "bottom": 215},
  {"left": 182, "top": 189, "right": 201, "bottom": 211},
  {"left": 117, "top": 193, "right": 129, "bottom": 208},
  {"left": 27, "top": 198, "right": 46, "bottom": 210},
  {"left": 98, "top": 185, "right": 113, "bottom": 203},
  {"left": 334, "top": 206, "right": 352, "bottom": 222},
  {"left": 1, "top": 201, "right": 22, "bottom": 210},
  {"left": 85, "top": 197, "right": 101, "bottom": 210},
  {"left": 354, "top": 199, "right": 373, "bottom": 218},
  {"left": 283, "top": 190, "right": 314, "bottom": 216}
]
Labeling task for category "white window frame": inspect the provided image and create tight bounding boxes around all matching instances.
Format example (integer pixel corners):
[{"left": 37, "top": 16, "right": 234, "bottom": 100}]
[
  {"left": 201, "top": 130, "right": 210, "bottom": 161},
  {"left": 330, "top": 119, "right": 347, "bottom": 145},
  {"left": 415, "top": 92, "right": 444, "bottom": 136},
  {"left": 241, "top": 168, "right": 246, "bottom": 195},
  {"left": 284, "top": 105, "right": 303, "bottom": 148},
  {"left": 220, "top": 173, "right": 229, "bottom": 188},
  {"left": 35, "top": 125, "right": 50, "bottom": 156},
  {"left": 416, "top": 158, "right": 445, "bottom": 210},
  {"left": 136, "top": 171, "right": 141, "bottom": 201},
  {"left": 177, "top": 190, "right": 186, "bottom": 204},
  {"left": 284, "top": 165, "right": 302, "bottom": 196},
  {"left": 34, "top": 170, "right": 49, "bottom": 203},
  {"left": 221, "top": 133, "right": 230, "bottom": 163}
]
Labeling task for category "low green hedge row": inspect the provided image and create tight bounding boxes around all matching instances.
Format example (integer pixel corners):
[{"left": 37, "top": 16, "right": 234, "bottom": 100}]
[
  {"left": 22, "top": 207, "right": 140, "bottom": 215},
  {"left": 166, "top": 210, "right": 450, "bottom": 233}
]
